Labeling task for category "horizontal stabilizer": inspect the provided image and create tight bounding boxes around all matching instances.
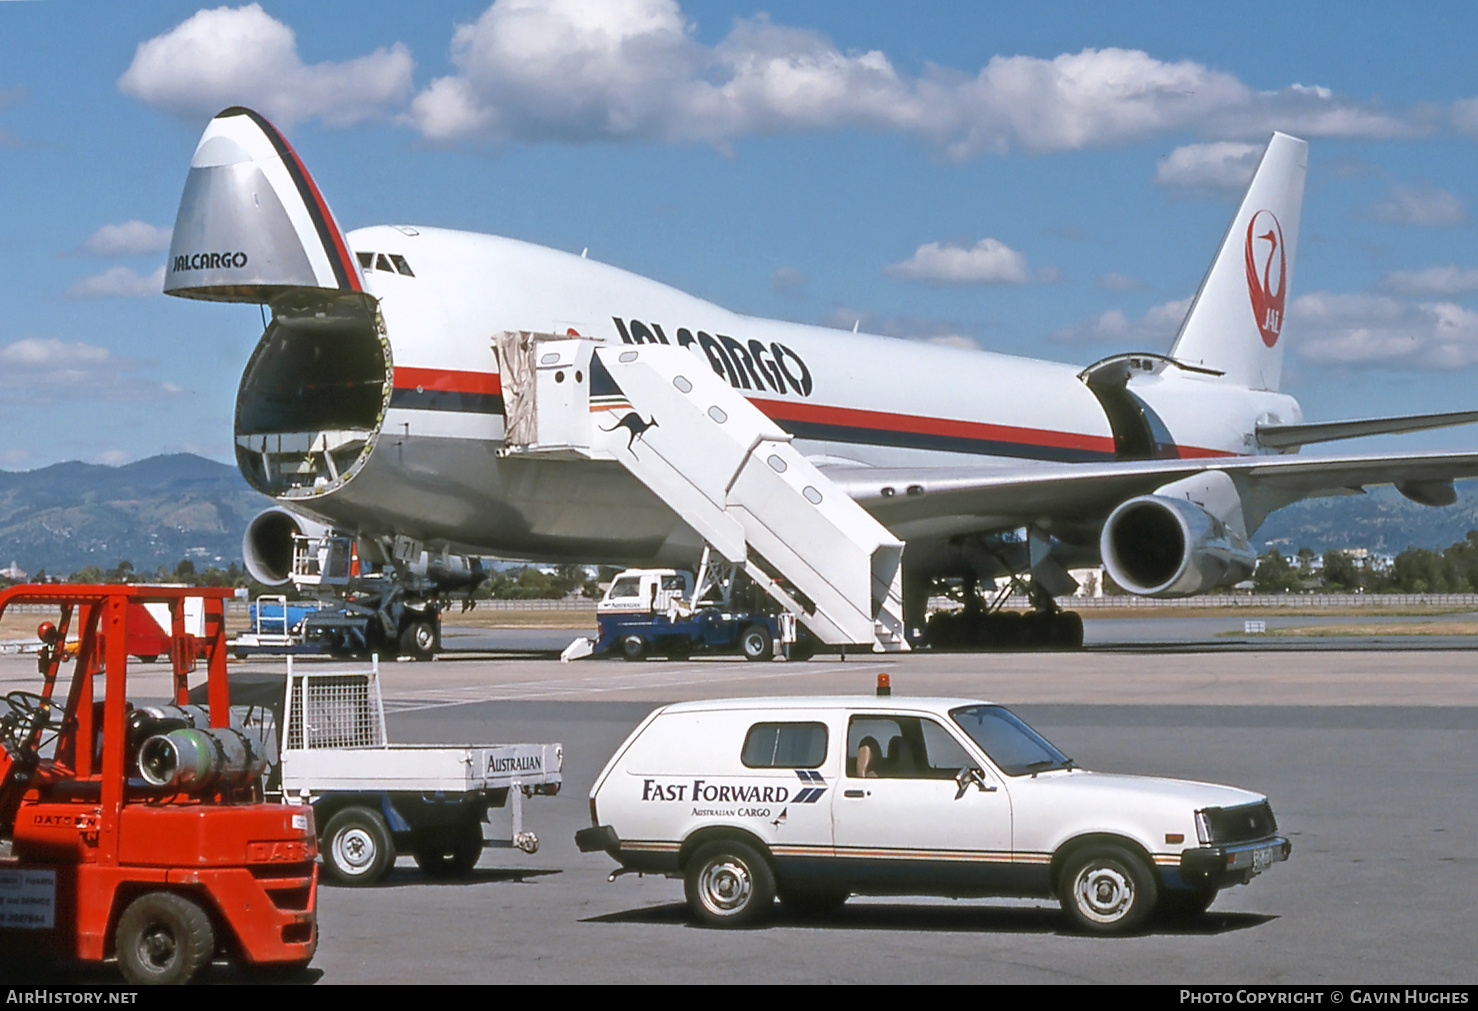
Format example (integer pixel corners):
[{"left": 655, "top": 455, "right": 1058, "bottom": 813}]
[
  {"left": 164, "top": 107, "right": 364, "bottom": 303},
  {"left": 1256, "top": 409, "right": 1478, "bottom": 449}
]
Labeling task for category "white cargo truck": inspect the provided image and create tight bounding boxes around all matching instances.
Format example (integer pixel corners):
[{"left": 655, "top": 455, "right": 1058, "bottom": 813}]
[{"left": 196, "top": 659, "right": 562, "bottom": 886}]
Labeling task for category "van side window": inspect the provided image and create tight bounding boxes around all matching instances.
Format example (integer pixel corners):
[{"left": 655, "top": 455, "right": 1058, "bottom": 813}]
[
  {"left": 741, "top": 722, "right": 828, "bottom": 769},
  {"left": 847, "top": 716, "right": 975, "bottom": 779}
]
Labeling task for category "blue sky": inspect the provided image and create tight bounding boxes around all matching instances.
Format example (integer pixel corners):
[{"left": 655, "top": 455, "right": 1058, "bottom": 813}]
[{"left": 5, "top": 1, "right": 1478, "bottom": 469}]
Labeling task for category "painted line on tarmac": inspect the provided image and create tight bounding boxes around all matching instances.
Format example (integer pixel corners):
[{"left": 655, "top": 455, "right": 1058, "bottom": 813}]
[{"left": 381, "top": 661, "right": 873, "bottom": 711}]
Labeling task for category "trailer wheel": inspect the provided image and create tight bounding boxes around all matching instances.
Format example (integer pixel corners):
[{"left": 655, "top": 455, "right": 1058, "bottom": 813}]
[
  {"left": 115, "top": 891, "right": 215, "bottom": 985},
  {"left": 399, "top": 619, "right": 437, "bottom": 661},
  {"left": 413, "top": 820, "right": 485, "bottom": 879},
  {"left": 740, "top": 625, "right": 774, "bottom": 662},
  {"left": 323, "top": 807, "right": 394, "bottom": 886}
]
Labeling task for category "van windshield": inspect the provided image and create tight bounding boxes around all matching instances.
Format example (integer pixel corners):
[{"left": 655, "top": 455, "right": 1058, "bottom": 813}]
[{"left": 949, "top": 705, "right": 1073, "bottom": 776}]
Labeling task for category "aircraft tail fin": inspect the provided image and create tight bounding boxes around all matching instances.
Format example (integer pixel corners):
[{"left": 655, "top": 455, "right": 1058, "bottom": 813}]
[
  {"left": 164, "top": 107, "right": 365, "bottom": 303},
  {"left": 1168, "top": 132, "right": 1307, "bottom": 391}
]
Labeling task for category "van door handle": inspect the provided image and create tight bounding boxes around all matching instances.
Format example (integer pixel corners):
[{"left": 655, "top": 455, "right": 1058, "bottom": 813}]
[{"left": 843, "top": 789, "right": 865, "bottom": 798}]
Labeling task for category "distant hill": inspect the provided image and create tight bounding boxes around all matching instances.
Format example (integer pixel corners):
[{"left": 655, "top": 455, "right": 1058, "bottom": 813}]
[
  {"left": 1, "top": 454, "right": 1474, "bottom": 579},
  {"left": 0, "top": 454, "right": 271, "bottom": 577},
  {"left": 1254, "top": 480, "right": 1478, "bottom": 556}
]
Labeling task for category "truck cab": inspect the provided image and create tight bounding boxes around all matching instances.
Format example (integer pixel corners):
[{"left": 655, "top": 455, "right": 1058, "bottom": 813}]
[{"left": 598, "top": 569, "right": 695, "bottom": 615}]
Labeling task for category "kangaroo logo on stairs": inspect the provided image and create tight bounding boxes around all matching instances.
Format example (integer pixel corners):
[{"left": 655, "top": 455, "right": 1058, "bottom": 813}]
[{"left": 601, "top": 412, "right": 660, "bottom": 451}]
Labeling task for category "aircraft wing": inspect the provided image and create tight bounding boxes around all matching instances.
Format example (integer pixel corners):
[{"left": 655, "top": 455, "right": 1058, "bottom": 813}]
[{"left": 822, "top": 449, "right": 1478, "bottom": 539}]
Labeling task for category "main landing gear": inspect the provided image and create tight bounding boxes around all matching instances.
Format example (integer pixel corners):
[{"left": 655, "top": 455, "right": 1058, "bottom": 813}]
[{"left": 922, "top": 575, "right": 1084, "bottom": 651}]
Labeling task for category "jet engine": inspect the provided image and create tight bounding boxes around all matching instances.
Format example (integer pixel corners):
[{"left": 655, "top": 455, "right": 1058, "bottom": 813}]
[
  {"left": 242, "top": 506, "right": 332, "bottom": 586},
  {"left": 1100, "top": 479, "right": 1257, "bottom": 597}
]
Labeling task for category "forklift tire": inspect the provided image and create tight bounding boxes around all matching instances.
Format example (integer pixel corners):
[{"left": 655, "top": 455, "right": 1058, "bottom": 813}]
[
  {"left": 323, "top": 807, "right": 395, "bottom": 886},
  {"left": 412, "top": 820, "right": 485, "bottom": 879},
  {"left": 741, "top": 624, "right": 774, "bottom": 662},
  {"left": 399, "top": 619, "right": 438, "bottom": 661},
  {"left": 115, "top": 891, "right": 215, "bottom": 985},
  {"left": 620, "top": 635, "right": 647, "bottom": 662}
]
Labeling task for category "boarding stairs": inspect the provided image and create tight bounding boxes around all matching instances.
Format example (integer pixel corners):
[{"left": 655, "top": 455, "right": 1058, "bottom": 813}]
[{"left": 495, "top": 331, "right": 907, "bottom": 651}]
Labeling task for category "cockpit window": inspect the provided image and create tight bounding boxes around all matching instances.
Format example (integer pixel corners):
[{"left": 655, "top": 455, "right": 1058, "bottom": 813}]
[{"left": 357, "top": 252, "right": 416, "bottom": 277}]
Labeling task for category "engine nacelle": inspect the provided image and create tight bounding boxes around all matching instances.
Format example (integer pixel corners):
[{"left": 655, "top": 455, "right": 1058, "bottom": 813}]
[
  {"left": 1100, "top": 494, "right": 1256, "bottom": 597},
  {"left": 242, "top": 507, "right": 331, "bottom": 586}
]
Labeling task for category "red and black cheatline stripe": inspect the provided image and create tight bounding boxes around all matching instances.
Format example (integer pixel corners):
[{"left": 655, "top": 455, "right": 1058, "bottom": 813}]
[
  {"left": 385, "top": 367, "right": 1233, "bottom": 461},
  {"left": 389, "top": 367, "right": 504, "bottom": 414},
  {"left": 217, "top": 107, "right": 361, "bottom": 293}
]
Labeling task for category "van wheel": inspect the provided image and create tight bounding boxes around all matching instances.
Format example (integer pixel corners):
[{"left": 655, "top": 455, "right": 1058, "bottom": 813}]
[
  {"left": 740, "top": 625, "right": 773, "bottom": 662},
  {"left": 115, "top": 891, "right": 214, "bottom": 985},
  {"left": 1059, "top": 843, "right": 1157, "bottom": 934},
  {"left": 323, "top": 807, "right": 394, "bottom": 886},
  {"left": 685, "top": 840, "right": 775, "bottom": 927},
  {"left": 620, "top": 635, "right": 646, "bottom": 662}
]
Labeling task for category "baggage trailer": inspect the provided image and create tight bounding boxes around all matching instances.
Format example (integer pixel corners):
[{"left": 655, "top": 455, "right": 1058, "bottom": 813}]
[
  {"left": 0, "top": 584, "right": 317, "bottom": 985},
  {"left": 198, "top": 659, "right": 562, "bottom": 886}
]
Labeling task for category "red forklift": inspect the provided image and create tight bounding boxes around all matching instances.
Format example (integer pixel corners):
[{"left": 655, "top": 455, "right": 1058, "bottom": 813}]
[{"left": 0, "top": 584, "right": 318, "bottom": 984}]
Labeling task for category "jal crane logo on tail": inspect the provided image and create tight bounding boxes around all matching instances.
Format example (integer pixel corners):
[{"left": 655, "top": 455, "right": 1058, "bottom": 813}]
[{"left": 1245, "top": 209, "right": 1286, "bottom": 348}]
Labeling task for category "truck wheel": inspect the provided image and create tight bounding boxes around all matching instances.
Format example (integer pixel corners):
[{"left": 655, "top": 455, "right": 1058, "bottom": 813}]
[
  {"left": 323, "top": 807, "right": 394, "bottom": 886},
  {"left": 115, "top": 891, "right": 215, "bottom": 985},
  {"left": 685, "top": 840, "right": 775, "bottom": 928},
  {"left": 399, "top": 619, "right": 437, "bottom": 661},
  {"left": 620, "top": 635, "right": 647, "bottom": 662},
  {"left": 1059, "top": 843, "right": 1158, "bottom": 934},
  {"left": 413, "top": 821, "right": 485, "bottom": 879},
  {"left": 740, "top": 625, "right": 773, "bottom": 662}
]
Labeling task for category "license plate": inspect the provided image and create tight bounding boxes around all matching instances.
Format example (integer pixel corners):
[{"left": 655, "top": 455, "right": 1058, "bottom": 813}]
[{"left": 1251, "top": 846, "right": 1275, "bottom": 872}]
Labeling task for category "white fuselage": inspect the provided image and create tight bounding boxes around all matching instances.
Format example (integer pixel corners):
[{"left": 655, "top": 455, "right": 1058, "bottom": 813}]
[{"left": 240, "top": 225, "right": 1300, "bottom": 567}]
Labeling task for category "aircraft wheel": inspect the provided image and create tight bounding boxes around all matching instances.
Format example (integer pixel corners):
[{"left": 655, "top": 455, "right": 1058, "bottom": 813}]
[{"left": 1054, "top": 611, "right": 1085, "bottom": 649}]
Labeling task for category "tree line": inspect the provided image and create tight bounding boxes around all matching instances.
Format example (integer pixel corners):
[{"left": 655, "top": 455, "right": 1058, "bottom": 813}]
[
  {"left": 0, "top": 557, "right": 605, "bottom": 601},
  {"left": 1253, "top": 531, "right": 1478, "bottom": 594}
]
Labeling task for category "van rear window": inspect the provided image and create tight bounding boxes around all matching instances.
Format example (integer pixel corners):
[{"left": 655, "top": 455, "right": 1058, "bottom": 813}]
[{"left": 741, "top": 722, "right": 827, "bottom": 768}]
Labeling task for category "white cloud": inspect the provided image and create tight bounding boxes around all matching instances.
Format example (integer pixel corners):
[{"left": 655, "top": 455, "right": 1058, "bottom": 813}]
[
  {"left": 820, "top": 307, "right": 973, "bottom": 345},
  {"left": 1051, "top": 297, "right": 1191, "bottom": 345},
  {"left": 90, "top": 450, "right": 134, "bottom": 467},
  {"left": 83, "top": 221, "right": 173, "bottom": 256},
  {"left": 119, "top": 4, "right": 413, "bottom": 127},
  {"left": 1293, "top": 292, "right": 1478, "bottom": 369},
  {"left": 1371, "top": 184, "right": 1467, "bottom": 227},
  {"left": 1096, "top": 272, "right": 1148, "bottom": 292},
  {"left": 65, "top": 266, "right": 165, "bottom": 299},
  {"left": 0, "top": 338, "right": 186, "bottom": 402},
  {"left": 1154, "top": 141, "right": 1262, "bottom": 191},
  {"left": 770, "top": 266, "right": 809, "bottom": 298},
  {"left": 885, "top": 238, "right": 1047, "bottom": 285},
  {"left": 1380, "top": 266, "right": 1478, "bottom": 297},
  {"left": 406, "top": 1, "right": 1415, "bottom": 154}
]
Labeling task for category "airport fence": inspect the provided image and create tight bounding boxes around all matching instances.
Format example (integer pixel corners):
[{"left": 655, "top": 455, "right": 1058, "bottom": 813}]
[{"left": 982, "top": 593, "right": 1478, "bottom": 610}]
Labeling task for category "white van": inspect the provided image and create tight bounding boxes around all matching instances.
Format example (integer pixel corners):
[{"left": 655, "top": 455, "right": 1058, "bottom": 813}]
[{"left": 576, "top": 696, "right": 1290, "bottom": 933}]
